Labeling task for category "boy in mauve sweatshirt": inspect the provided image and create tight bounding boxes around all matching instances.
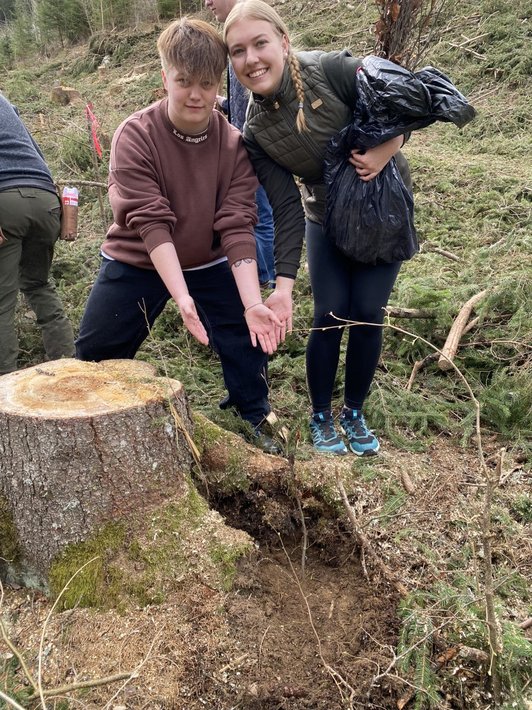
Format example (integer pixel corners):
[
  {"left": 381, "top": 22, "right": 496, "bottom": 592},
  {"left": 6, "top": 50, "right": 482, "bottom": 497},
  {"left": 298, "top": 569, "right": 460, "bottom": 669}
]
[{"left": 76, "top": 18, "right": 281, "bottom": 451}]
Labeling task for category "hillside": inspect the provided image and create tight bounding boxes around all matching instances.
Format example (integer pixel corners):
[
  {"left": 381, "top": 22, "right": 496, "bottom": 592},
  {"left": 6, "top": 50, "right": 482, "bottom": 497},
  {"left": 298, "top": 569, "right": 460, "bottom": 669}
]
[{"left": 0, "top": 0, "right": 531, "bottom": 708}]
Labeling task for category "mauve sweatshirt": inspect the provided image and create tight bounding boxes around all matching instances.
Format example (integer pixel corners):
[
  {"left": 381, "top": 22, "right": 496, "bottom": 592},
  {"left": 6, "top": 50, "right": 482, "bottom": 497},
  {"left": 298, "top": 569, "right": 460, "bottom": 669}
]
[{"left": 102, "top": 99, "right": 258, "bottom": 270}]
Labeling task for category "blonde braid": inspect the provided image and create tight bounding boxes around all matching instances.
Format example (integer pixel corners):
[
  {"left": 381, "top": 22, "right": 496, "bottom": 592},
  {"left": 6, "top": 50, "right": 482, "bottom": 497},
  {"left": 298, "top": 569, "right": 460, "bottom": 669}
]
[{"left": 287, "top": 51, "right": 308, "bottom": 132}]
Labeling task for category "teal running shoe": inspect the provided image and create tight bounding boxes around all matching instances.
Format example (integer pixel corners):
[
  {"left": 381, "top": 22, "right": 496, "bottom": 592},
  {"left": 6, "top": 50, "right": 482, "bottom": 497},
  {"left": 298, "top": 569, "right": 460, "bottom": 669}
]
[
  {"left": 309, "top": 411, "right": 348, "bottom": 455},
  {"left": 340, "top": 408, "right": 380, "bottom": 456}
]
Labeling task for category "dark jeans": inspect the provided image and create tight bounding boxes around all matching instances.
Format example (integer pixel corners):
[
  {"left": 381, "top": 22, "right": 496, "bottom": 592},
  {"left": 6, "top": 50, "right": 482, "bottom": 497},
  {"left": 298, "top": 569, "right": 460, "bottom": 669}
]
[
  {"left": 0, "top": 187, "right": 75, "bottom": 374},
  {"left": 75, "top": 258, "right": 270, "bottom": 426},
  {"left": 305, "top": 220, "right": 401, "bottom": 412}
]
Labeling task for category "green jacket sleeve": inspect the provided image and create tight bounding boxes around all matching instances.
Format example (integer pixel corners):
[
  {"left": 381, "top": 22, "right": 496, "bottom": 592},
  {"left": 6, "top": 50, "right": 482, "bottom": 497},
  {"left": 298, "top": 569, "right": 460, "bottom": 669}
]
[{"left": 243, "top": 127, "right": 305, "bottom": 280}]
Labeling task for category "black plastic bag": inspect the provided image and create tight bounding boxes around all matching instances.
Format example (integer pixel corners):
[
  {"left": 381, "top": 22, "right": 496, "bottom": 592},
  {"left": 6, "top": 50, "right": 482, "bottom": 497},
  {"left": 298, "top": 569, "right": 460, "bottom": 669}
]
[
  {"left": 324, "top": 156, "right": 416, "bottom": 265},
  {"left": 324, "top": 56, "right": 475, "bottom": 264}
]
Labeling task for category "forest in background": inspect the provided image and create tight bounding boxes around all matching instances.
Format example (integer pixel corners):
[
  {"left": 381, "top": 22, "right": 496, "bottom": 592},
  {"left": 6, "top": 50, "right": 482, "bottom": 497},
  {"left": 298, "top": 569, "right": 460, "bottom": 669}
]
[{"left": 0, "top": 0, "right": 531, "bottom": 707}]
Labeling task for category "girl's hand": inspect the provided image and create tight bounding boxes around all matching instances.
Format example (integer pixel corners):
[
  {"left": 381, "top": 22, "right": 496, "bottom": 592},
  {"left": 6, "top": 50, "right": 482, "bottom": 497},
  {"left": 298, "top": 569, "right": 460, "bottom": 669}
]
[
  {"left": 264, "top": 282, "right": 293, "bottom": 342},
  {"left": 244, "top": 303, "right": 282, "bottom": 355},
  {"left": 177, "top": 295, "right": 209, "bottom": 346},
  {"left": 349, "top": 135, "right": 403, "bottom": 182}
]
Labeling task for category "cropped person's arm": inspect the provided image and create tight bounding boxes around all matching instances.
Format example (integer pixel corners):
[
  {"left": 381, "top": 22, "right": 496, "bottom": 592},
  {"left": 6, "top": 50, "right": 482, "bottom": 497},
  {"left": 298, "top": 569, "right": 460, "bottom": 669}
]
[
  {"left": 149, "top": 242, "right": 209, "bottom": 346},
  {"left": 243, "top": 130, "right": 305, "bottom": 333}
]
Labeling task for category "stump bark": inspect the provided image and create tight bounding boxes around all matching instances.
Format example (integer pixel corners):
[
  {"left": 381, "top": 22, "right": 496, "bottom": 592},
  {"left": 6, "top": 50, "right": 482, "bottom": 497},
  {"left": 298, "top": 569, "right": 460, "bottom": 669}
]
[{"left": 0, "top": 358, "right": 193, "bottom": 583}]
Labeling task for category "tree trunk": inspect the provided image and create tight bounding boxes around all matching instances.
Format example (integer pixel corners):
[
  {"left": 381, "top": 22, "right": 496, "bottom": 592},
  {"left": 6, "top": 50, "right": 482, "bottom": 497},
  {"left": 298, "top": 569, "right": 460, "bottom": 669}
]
[{"left": 0, "top": 358, "right": 193, "bottom": 582}]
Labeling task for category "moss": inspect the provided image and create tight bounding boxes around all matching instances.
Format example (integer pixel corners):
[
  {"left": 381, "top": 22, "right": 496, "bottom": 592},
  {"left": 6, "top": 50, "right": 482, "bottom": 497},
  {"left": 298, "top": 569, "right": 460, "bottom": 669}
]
[
  {"left": 47, "top": 484, "right": 251, "bottom": 610},
  {"left": 208, "top": 540, "right": 251, "bottom": 592},
  {"left": 48, "top": 522, "right": 127, "bottom": 611},
  {"left": 0, "top": 496, "right": 21, "bottom": 568},
  {"left": 192, "top": 412, "right": 226, "bottom": 456}
]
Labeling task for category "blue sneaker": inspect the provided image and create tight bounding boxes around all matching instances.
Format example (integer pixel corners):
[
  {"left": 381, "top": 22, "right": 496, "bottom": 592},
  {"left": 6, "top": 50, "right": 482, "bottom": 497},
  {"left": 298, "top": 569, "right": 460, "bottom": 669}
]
[
  {"left": 309, "top": 411, "right": 348, "bottom": 455},
  {"left": 340, "top": 408, "right": 379, "bottom": 456}
]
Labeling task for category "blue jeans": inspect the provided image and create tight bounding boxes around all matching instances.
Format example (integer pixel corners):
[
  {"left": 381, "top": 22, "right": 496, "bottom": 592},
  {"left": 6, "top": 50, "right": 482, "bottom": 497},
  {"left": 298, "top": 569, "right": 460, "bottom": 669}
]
[
  {"left": 76, "top": 258, "right": 270, "bottom": 426},
  {"left": 254, "top": 185, "right": 275, "bottom": 285}
]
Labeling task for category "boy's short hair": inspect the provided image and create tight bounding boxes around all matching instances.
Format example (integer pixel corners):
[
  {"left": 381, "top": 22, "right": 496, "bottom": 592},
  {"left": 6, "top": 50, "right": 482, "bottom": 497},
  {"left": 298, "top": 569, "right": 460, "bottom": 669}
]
[{"left": 157, "top": 17, "right": 227, "bottom": 83}]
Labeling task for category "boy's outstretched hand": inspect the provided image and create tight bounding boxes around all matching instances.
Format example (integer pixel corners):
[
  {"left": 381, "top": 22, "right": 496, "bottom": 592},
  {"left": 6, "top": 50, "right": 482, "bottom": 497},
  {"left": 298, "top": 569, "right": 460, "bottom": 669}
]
[
  {"left": 244, "top": 303, "right": 282, "bottom": 355},
  {"left": 178, "top": 294, "right": 209, "bottom": 346}
]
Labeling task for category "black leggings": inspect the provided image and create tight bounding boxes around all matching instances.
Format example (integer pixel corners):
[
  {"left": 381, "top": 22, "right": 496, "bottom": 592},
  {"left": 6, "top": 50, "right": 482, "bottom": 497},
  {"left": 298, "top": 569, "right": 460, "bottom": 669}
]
[{"left": 305, "top": 220, "right": 401, "bottom": 412}]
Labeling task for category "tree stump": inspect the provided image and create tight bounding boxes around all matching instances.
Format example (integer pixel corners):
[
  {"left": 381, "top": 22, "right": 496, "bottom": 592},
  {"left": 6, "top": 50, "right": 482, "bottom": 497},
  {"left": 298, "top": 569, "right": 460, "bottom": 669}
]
[{"left": 0, "top": 358, "right": 193, "bottom": 584}]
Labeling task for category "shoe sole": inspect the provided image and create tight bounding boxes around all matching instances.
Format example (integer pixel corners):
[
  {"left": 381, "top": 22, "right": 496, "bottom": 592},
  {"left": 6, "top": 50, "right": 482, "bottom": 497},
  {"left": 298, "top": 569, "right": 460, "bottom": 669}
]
[{"left": 313, "top": 446, "right": 348, "bottom": 455}]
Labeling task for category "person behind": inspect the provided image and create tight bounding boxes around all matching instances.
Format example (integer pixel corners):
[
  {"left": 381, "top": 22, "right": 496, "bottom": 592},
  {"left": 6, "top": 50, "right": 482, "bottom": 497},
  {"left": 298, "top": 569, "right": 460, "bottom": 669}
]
[
  {"left": 0, "top": 92, "right": 75, "bottom": 376},
  {"left": 224, "top": 0, "right": 413, "bottom": 456},
  {"left": 75, "top": 18, "right": 281, "bottom": 451},
  {"left": 205, "top": 0, "right": 276, "bottom": 289}
]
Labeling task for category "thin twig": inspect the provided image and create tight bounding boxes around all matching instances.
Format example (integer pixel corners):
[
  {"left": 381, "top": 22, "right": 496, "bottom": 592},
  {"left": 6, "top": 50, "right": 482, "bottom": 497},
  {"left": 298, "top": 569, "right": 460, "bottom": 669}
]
[
  {"left": 26, "top": 672, "right": 134, "bottom": 701},
  {"left": 0, "top": 689, "right": 27, "bottom": 710}
]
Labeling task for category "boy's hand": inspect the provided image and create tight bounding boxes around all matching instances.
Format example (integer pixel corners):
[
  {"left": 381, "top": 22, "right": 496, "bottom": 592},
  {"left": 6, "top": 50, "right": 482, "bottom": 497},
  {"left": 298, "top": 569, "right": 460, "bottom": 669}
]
[
  {"left": 177, "top": 295, "right": 209, "bottom": 346},
  {"left": 244, "top": 304, "right": 281, "bottom": 355}
]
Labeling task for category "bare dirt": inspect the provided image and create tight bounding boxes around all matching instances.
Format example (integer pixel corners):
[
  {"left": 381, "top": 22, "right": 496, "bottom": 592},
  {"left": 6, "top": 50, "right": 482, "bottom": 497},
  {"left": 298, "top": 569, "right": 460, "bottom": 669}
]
[{"left": 2, "top": 436, "right": 529, "bottom": 709}]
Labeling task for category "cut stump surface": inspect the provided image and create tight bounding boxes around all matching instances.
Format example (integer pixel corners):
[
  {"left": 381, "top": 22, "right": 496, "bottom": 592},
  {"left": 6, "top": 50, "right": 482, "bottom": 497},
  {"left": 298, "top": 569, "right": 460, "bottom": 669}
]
[{"left": 0, "top": 358, "right": 193, "bottom": 581}]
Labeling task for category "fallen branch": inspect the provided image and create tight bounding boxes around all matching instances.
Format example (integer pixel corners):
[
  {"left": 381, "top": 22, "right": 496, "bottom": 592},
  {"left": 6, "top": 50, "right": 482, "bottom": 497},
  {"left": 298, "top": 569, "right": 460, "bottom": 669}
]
[
  {"left": 385, "top": 306, "right": 435, "bottom": 319},
  {"left": 438, "top": 290, "right": 488, "bottom": 371},
  {"left": 519, "top": 618, "right": 532, "bottom": 631},
  {"left": 406, "top": 352, "right": 439, "bottom": 390},
  {"left": 422, "top": 242, "right": 461, "bottom": 262},
  {"left": 26, "top": 672, "right": 135, "bottom": 701}
]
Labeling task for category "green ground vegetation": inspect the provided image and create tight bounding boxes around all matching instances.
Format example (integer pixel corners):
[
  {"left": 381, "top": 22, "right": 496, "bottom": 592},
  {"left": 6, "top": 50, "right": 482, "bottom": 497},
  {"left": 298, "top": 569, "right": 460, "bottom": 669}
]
[{"left": 0, "top": 0, "right": 530, "bottom": 705}]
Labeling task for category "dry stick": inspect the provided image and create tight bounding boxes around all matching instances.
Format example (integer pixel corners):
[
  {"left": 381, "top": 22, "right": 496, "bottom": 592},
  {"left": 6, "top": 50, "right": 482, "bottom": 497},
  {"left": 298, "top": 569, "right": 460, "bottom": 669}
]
[
  {"left": 406, "top": 352, "right": 439, "bottom": 391},
  {"left": 462, "top": 315, "right": 480, "bottom": 336},
  {"left": 422, "top": 243, "right": 461, "bottom": 262},
  {"left": 336, "top": 477, "right": 409, "bottom": 598},
  {"left": 438, "top": 290, "right": 488, "bottom": 371},
  {"left": 482, "top": 449, "right": 504, "bottom": 703},
  {"left": 0, "top": 689, "right": 27, "bottom": 710},
  {"left": 26, "top": 672, "right": 134, "bottom": 701},
  {"left": 55, "top": 179, "right": 107, "bottom": 189},
  {"left": 385, "top": 306, "right": 434, "bottom": 319}
]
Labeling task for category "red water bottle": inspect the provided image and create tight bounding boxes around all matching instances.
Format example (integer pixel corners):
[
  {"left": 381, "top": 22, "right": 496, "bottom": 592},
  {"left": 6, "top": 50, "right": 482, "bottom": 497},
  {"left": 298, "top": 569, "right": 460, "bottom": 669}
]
[{"left": 60, "top": 186, "right": 79, "bottom": 241}]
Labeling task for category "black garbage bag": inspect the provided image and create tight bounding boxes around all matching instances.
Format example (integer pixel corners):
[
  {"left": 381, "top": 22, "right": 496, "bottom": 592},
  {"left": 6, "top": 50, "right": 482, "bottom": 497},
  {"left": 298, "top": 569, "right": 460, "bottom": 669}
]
[
  {"left": 323, "top": 155, "right": 417, "bottom": 265},
  {"left": 324, "top": 56, "right": 476, "bottom": 264}
]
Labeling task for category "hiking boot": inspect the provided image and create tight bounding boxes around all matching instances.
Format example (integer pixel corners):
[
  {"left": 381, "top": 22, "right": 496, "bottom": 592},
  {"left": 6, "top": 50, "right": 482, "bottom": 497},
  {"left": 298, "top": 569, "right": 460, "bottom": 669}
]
[
  {"left": 252, "top": 425, "right": 283, "bottom": 455},
  {"left": 340, "top": 408, "right": 380, "bottom": 456},
  {"left": 309, "top": 411, "right": 348, "bottom": 455}
]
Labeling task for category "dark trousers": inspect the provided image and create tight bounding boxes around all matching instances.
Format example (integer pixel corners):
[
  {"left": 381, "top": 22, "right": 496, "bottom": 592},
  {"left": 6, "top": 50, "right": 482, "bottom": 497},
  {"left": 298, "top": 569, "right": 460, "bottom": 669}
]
[
  {"left": 0, "top": 187, "right": 75, "bottom": 374},
  {"left": 75, "top": 258, "right": 270, "bottom": 426},
  {"left": 305, "top": 220, "right": 401, "bottom": 412}
]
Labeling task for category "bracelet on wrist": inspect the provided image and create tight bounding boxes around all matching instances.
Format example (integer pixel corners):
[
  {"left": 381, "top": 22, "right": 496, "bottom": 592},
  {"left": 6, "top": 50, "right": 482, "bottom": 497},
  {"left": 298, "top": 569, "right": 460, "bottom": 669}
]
[{"left": 244, "top": 302, "right": 263, "bottom": 315}]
